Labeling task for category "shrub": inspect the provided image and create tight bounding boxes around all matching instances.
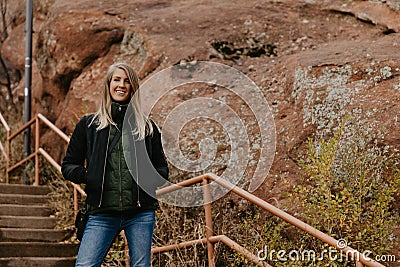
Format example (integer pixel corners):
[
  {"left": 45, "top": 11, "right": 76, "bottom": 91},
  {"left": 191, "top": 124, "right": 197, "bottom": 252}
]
[{"left": 296, "top": 119, "right": 399, "bottom": 257}]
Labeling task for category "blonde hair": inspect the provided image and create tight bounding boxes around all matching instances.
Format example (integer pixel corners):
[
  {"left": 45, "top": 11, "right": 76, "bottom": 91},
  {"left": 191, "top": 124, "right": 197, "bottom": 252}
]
[{"left": 90, "top": 62, "right": 153, "bottom": 139}]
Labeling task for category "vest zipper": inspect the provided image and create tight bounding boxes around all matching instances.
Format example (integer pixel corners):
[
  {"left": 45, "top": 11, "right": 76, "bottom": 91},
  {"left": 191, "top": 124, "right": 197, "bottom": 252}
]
[
  {"left": 133, "top": 138, "right": 140, "bottom": 208},
  {"left": 118, "top": 132, "right": 123, "bottom": 210},
  {"left": 98, "top": 128, "right": 111, "bottom": 207}
]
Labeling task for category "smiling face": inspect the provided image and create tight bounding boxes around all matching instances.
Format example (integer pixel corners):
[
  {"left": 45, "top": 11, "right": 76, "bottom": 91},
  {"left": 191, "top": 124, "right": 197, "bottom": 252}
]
[{"left": 109, "top": 68, "right": 132, "bottom": 103}]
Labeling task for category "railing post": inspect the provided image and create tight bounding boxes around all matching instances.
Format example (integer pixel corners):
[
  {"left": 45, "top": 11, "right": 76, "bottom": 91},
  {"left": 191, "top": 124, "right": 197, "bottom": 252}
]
[
  {"left": 202, "top": 178, "right": 215, "bottom": 267},
  {"left": 73, "top": 187, "right": 78, "bottom": 217},
  {"left": 34, "top": 115, "right": 40, "bottom": 185}
]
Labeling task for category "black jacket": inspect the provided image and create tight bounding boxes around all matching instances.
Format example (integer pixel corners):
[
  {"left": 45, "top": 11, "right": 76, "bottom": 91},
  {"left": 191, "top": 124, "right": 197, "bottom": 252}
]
[{"left": 61, "top": 114, "right": 169, "bottom": 208}]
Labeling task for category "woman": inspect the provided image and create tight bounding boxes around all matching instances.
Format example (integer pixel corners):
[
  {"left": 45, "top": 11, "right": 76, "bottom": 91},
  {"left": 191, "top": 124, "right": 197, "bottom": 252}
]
[{"left": 61, "top": 62, "right": 169, "bottom": 267}]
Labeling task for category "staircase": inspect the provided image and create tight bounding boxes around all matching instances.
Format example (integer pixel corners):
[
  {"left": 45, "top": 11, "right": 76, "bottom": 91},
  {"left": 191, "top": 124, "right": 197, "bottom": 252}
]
[{"left": 0, "top": 183, "right": 79, "bottom": 267}]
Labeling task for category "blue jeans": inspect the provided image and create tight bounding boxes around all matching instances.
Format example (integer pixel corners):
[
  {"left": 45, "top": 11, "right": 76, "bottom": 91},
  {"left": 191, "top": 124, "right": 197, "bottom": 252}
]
[{"left": 75, "top": 210, "right": 155, "bottom": 267}]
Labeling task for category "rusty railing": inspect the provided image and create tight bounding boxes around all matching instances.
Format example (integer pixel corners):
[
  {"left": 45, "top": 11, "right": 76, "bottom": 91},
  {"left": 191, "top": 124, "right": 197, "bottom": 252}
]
[
  {"left": 153, "top": 174, "right": 385, "bottom": 267},
  {"left": 0, "top": 112, "right": 86, "bottom": 215}
]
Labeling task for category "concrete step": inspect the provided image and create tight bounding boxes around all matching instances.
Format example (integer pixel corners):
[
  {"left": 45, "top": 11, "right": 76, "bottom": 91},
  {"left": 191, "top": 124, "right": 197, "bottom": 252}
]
[
  {"left": 0, "top": 257, "right": 76, "bottom": 267},
  {"left": 0, "top": 193, "right": 50, "bottom": 205},
  {"left": 0, "top": 242, "right": 79, "bottom": 257},
  {"left": 0, "top": 184, "right": 51, "bottom": 195},
  {"left": 0, "top": 204, "right": 52, "bottom": 217},
  {"left": 0, "top": 183, "right": 78, "bottom": 264},
  {"left": 0, "top": 215, "right": 57, "bottom": 229},
  {"left": 0, "top": 228, "right": 73, "bottom": 242}
]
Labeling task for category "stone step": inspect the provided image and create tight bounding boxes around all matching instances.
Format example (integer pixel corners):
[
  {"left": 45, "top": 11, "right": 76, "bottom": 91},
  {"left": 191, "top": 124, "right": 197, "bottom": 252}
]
[
  {"left": 0, "top": 242, "right": 79, "bottom": 258},
  {"left": 0, "top": 215, "right": 57, "bottom": 229},
  {"left": 0, "top": 228, "right": 72, "bottom": 242},
  {"left": 0, "top": 257, "right": 76, "bottom": 267},
  {"left": 0, "top": 184, "right": 51, "bottom": 195},
  {"left": 0, "top": 204, "right": 52, "bottom": 217},
  {"left": 0, "top": 193, "right": 50, "bottom": 205}
]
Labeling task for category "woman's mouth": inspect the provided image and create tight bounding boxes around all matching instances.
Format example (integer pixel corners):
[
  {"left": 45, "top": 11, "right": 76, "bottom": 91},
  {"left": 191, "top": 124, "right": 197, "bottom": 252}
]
[{"left": 115, "top": 89, "right": 127, "bottom": 95}]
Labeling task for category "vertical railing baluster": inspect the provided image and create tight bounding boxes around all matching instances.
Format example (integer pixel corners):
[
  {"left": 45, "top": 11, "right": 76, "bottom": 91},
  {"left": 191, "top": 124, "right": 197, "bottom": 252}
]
[
  {"left": 73, "top": 187, "right": 78, "bottom": 217},
  {"left": 202, "top": 178, "right": 215, "bottom": 267},
  {"left": 5, "top": 128, "right": 10, "bottom": 184},
  {"left": 35, "top": 115, "right": 40, "bottom": 185}
]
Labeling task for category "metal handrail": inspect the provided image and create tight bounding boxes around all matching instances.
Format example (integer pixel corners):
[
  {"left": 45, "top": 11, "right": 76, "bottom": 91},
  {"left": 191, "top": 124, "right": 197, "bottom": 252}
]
[
  {"left": 0, "top": 112, "right": 10, "bottom": 132},
  {"left": 37, "top": 113, "right": 70, "bottom": 143},
  {"left": 151, "top": 235, "right": 270, "bottom": 267},
  {"left": 2, "top": 112, "right": 86, "bottom": 216},
  {"left": 0, "top": 112, "right": 10, "bottom": 164},
  {"left": 154, "top": 173, "right": 385, "bottom": 267}
]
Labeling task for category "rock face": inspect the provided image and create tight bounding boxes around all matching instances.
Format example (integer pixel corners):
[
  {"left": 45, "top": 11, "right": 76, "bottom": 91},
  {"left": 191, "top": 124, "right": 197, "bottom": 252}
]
[{"left": 2, "top": 0, "right": 400, "bottom": 202}]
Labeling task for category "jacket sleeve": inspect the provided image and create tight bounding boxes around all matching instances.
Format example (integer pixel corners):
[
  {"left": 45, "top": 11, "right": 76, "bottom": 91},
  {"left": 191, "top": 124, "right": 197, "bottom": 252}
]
[
  {"left": 151, "top": 122, "right": 169, "bottom": 182},
  {"left": 61, "top": 116, "right": 88, "bottom": 184}
]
